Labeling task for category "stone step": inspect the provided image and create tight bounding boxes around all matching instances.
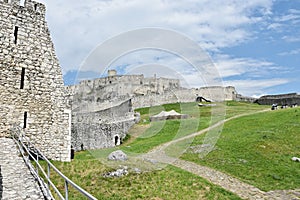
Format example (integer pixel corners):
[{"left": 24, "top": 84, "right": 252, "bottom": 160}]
[{"left": 0, "top": 137, "right": 45, "bottom": 200}]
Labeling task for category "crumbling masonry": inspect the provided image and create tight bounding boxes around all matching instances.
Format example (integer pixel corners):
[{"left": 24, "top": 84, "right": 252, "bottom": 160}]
[{"left": 0, "top": 0, "right": 71, "bottom": 161}]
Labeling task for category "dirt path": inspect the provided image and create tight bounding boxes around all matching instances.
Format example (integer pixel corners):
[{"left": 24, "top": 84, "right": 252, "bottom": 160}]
[
  {"left": 150, "top": 109, "right": 271, "bottom": 153},
  {"left": 142, "top": 108, "right": 300, "bottom": 200}
]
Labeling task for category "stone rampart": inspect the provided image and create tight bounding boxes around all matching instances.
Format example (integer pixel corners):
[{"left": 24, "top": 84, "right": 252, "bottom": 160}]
[{"left": 71, "top": 99, "right": 135, "bottom": 151}]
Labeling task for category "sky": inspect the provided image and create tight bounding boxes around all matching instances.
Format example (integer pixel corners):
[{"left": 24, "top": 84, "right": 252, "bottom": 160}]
[{"left": 38, "top": 0, "right": 300, "bottom": 97}]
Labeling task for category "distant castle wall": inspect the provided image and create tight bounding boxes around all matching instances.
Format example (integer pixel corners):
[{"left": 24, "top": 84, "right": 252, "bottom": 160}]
[
  {"left": 0, "top": 0, "right": 71, "bottom": 161},
  {"left": 66, "top": 71, "right": 240, "bottom": 151},
  {"left": 66, "top": 71, "right": 240, "bottom": 109},
  {"left": 71, "top": 99, "right": 135, "bottom": 151}
]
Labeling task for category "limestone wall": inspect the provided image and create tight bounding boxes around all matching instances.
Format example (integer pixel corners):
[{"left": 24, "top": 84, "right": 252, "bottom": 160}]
[
  {"left": 131, "top": 86, "right": 238, "bottom": 109},
  {"left": 0, "top": 0, "right": 71, "bottom": 161},
  {"left": 197, "top": 86, "right": 237, "bottom": 101},
  {"left": 66, "top": 72, "right": 239, "bottom": 109},
  {"left": 67, "top": 73, "right": 181, "bottom": 106},
  {"left": 71, "top": 99, "right": 135, "bottom": 151}
]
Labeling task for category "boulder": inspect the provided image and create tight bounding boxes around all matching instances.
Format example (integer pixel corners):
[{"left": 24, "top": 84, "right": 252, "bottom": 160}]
[
  {"left": 103, "top": 167, "right": 128, "bottom": 178},
  {"left": 108, "top": 150, "right": 128, "bottom": 161}
]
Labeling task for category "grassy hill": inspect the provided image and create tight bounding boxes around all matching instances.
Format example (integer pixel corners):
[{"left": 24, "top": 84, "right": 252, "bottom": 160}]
[
  {"left": 43, "top": 101, "right": 300, "bottom": 199},
  {"left": 182, "top": 106, "right": 300, "bottom": 191}
]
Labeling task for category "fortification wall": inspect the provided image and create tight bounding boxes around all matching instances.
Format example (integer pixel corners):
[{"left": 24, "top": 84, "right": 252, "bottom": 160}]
[
  {"left": 71, "top": 99, "right": 135, "bottom": 151},
  {"left": 131, "top": 89, "right": 195, "bottom": 109},
  {"left": 0, "top": 0, "right": 71, "bottom": 161},
  {"left": 197, "top": 86, "right": 237, "bottom": 101},
  {"left": 67, "top": 73, "right": 181, "bottom": 106}
]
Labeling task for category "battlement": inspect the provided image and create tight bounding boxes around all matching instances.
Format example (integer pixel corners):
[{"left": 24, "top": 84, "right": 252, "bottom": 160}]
[{"left": 0, "top": 0, "right": 45, "bottom": 16}]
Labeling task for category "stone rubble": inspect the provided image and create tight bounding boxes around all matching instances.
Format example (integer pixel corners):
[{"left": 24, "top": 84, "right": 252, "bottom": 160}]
[
  {"left": 103, "top": 167, "right": 129, "bottom": 178},
  {"left": 0, "top": 137, "right": 45, "bottom": 200},
  {"left": 108, "top": 150, "right": 128, "bottom": 161}
]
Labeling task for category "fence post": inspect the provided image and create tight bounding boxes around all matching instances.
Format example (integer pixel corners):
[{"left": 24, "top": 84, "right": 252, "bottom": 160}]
[
  {"left": 65, "top": 180, "right": 69, "bottom": 200},
  {"left": 47, "top": 163, "right": 50, "bottom": 188},
  {"left": 36, "top": 155, "right": 39, "bottom": 174}
]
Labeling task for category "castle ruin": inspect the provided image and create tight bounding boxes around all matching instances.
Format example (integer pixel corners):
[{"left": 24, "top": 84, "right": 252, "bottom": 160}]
[
  {"left": 66, "top": 70, "right": 240, "bottom": 151},
  {"left": 0, "top": 0, "right": 244, "bottom": 157},
  {"left": 0, "top": 0, "right": 71, "bottom": 161}
]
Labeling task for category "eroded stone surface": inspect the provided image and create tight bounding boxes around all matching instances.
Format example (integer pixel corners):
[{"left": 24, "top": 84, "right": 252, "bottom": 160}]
[
  {"left": 0, "top": 0, "right": 70, "bottom": 161},
  {"left": 0, "top": 138, "right": 44, "bottom": 200}
]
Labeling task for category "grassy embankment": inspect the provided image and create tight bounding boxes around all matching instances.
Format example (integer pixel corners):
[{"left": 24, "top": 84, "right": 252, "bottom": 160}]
[
  {"left": 181, "top": 106, "right": 300, "bottom": 191},
  {"left": 43, "top": 101, "right": 286, "bottom": 199}
]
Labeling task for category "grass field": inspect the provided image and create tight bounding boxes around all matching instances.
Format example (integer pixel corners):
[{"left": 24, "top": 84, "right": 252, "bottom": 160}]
[
  {"left": 181, "top": 107, "right": 300, "bottom": 191},
  {"left": 41, "top": 101, "right": 297, "bottom": 199},
  {"left": 46, "top": 152, "right": 241, "bottom": 200}
]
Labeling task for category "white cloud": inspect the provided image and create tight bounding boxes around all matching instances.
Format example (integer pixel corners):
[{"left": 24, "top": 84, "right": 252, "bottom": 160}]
[
  {"left": 275, "top": 13, "right": 300, "bottom": 23},
  {"left": 37, "top": 0, "right": 273, "bottom": 72},
  {"left": 37, "top": 0, "right": 297, "bottom": 97},
  {"left": 224, "top": 79, "right": 290, "bottom": 97},
  {"left": 282, "top": 35, "right": 300, "bottom": 43},
  {"left": 278, "top": 48, "right": 300, "bottom": 56},
  {"left": 267, "top": 23, "right": 282, "bottom": 30},
  {"left": 214, "top": 54, "right": 279, "bottom": 78}
]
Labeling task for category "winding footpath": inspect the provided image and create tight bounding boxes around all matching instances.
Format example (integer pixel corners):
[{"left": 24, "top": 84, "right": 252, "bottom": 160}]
[
  {"left": 144, "top": 108, "right": 300, "bottom": 200},
  {"left": 0, "top": 137, "right": 44, "bottom": 200}
]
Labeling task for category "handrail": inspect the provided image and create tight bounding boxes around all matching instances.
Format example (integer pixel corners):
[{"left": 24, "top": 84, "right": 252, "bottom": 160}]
[{"left": 10, "top": 125, "right": 98, "bottom": 200}]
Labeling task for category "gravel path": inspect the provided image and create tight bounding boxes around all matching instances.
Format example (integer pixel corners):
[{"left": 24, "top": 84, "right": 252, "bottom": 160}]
[
  {"left": 173, "top": 158, "right": 300, "bottom": 200},
  {"left": 0, "top": 137, "right": 45, "bottom": 200}
]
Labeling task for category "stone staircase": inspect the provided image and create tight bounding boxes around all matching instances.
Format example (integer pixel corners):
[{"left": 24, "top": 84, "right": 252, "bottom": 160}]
[{"left": 0, "top": 137, "right": 44, "bottom": 200}]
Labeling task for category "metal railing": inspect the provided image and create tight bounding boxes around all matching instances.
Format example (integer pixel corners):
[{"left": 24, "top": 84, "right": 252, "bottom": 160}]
[{"left": 10, "top": 125, "right": 98, "bottom": 200}]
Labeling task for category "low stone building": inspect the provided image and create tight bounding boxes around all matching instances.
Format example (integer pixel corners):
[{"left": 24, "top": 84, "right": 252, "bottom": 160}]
[
  {"left": 255, "top": 93, "right": 300, "bottom": 106},
  {"left": 0, "top": 0, "right": 71, "bottom": 161}
]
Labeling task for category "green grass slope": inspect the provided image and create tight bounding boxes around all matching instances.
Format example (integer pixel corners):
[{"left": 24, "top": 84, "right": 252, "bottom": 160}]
[{"left": 182, "top": 107, "right": 300, "bottom": 191}]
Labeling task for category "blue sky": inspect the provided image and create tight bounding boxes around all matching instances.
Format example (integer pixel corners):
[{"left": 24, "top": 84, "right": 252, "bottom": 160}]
[{"left": 39, "top": 0, "right": 300, "bottom": 97}]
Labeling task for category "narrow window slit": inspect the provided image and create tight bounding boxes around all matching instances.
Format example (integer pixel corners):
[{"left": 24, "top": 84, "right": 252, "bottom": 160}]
[
  {"left": 14, "top": 26, "right": 18, "bottom": 44},
  {"left": 23, "top": 112, "right": 27, "bottom": 129},
  {"left": 20, "top": 67, "right": 25, "bottom": 89}
]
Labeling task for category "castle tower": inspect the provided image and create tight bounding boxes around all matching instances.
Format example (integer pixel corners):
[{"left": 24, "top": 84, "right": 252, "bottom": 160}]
[{"left": 0, "top": 0, "right": 71, "bottom": 161}]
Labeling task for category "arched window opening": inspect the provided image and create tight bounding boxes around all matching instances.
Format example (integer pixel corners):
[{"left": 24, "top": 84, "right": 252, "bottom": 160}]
[{"left": 114, "top": 135, "right": 120, "bottom": 146}]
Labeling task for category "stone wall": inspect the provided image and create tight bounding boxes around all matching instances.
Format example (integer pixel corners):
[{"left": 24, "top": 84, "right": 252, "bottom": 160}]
[
  {"left": 66, "top": 71, "right": 240, "bottom": 151},
  {"left": 71, "top": 99, "right": 135, "bottom": 151},
  {"left": 66, "top": 72, "right": 181, "bottom": 106},
  {"left": 0, "top": 0, "right": 71, "bottom": 161},
  {"left": 131, "top": 86, "right": 238, "bottom": 109},
  {"left": 196, "top": 86, "right": 237, "bottom": 101},
  {"left": 66, "top": 71, "right": 238, "bottom": 110},
  {"left": 255, "top": 93, "right": 300, "bottom": 105}
]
